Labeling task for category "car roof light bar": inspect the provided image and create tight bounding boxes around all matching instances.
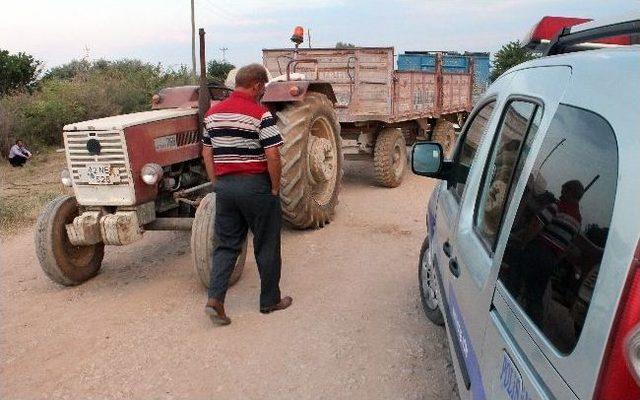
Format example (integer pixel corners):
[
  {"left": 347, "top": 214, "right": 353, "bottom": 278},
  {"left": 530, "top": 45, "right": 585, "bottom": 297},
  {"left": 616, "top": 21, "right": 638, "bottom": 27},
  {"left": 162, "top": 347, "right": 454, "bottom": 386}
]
[{"left": 545, "top": 18, "right": 640, "bottom": 56}]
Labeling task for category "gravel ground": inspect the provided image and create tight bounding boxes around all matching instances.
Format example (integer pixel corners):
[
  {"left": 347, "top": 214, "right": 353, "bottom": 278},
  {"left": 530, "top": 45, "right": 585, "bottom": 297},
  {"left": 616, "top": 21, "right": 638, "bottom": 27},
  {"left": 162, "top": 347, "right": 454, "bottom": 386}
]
[{"left": 0, "top": 161, "right": 457, "bottom": 400}]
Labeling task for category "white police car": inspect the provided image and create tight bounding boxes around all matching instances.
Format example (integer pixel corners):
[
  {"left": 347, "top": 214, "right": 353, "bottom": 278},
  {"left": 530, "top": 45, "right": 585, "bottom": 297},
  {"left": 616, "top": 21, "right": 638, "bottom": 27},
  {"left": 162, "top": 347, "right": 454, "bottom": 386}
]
[{"left": 413, "top": 15, "right": 640, "bottom": 400}]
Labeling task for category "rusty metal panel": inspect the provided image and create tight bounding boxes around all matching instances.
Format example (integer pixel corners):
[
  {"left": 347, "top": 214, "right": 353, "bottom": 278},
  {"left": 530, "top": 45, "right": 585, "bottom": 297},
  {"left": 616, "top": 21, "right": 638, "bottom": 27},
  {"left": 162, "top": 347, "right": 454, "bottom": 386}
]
[
  {"left": 393, "top": 72, "right": 438, "bottom": 120},
  {"left": 263, "top": 48, "right": 393, "bottom": 122},
  {"left": 263, "top": 47, "right": 473, "bottom": 124},
  {"left": 441, "top": 73, "right": 472, "bottom": 114}
]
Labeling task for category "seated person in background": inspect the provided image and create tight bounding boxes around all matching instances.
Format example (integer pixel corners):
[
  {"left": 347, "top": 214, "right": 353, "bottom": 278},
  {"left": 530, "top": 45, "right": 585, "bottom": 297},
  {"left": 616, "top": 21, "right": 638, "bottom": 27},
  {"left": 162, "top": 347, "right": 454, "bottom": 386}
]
[{"left": 8, "top": 139, "right": 32, "bottom": 167}]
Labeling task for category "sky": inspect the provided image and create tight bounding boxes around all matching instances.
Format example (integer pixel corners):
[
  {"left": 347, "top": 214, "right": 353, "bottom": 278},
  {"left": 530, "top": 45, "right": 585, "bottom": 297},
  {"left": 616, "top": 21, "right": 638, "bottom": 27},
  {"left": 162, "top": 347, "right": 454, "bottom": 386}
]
[{"left": 1, "top": 0, "right": 638, "bottom": 72}]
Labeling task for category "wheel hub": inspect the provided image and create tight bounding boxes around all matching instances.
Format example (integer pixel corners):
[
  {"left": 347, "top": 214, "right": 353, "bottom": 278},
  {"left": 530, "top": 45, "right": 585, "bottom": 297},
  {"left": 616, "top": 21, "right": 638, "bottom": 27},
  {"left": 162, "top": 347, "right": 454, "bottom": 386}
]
[
  {"left": 308, "top": 136, "right": 335, "bottom": 184},
  {"left": 421, "top": 250, "right": 439, "bottom": 310},
  {"left": 393, "top": 145, "right": 401, "bottom": 163},
  {"left": 392, "top": 141, "right": 405, "bottom": 179}
]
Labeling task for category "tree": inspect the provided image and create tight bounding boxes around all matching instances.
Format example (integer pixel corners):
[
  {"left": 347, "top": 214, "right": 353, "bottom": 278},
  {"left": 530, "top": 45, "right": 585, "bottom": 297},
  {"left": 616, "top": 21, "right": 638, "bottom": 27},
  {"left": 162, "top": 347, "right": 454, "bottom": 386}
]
[
  {"left": 490, "top": 40, "right": 538, "bottom": 82},
  {"left": 42, "top": 59, "right": 91, "bottom": 81},
  {"left": 207, "top": 60, "right": 235, "bottom": 83},
  {"left": 43, "top": 58, "right": 161, "bottom": 81},
  {"left": 0, "top": 50, "right": 42, "bottom": 95},
  {"left": 335, "top": 42, "right": 356, "bottom": 49}
]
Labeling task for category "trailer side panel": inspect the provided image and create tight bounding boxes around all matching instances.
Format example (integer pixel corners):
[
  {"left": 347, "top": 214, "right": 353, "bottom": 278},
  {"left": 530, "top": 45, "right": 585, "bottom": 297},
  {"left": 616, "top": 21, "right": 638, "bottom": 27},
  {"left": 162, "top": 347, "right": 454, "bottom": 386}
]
[
  {"left": 263, "top": 48, "right": 394, "bottom": 123},
  {"left": 262, "top": 47, "right": 473, "bottom": 124},
  {"left": 393, "top": 71, "right": 438, "bottom": 120},
  {"left": 441, "top": 73, "right": 473, "bottom": 115}
]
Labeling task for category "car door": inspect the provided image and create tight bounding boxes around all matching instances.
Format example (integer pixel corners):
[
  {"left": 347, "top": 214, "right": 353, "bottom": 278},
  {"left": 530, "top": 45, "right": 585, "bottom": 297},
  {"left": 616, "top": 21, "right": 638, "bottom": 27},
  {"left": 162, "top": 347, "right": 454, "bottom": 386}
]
[
  {"left": 431, "top": 76, "right": 507, "bottom": 396},
  {"left": 443, "top": 66, "right": 572, "bottom": 399},
  {"left": 479, "top": 79, "right": 626, "bottom": 398}
]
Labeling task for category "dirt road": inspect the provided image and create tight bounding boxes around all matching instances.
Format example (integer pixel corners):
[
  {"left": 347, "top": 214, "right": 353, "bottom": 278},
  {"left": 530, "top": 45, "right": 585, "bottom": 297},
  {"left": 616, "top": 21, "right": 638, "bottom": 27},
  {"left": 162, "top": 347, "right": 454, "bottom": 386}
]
[{"left": 0, "top": 162, "right": 456, "bottom": 400}]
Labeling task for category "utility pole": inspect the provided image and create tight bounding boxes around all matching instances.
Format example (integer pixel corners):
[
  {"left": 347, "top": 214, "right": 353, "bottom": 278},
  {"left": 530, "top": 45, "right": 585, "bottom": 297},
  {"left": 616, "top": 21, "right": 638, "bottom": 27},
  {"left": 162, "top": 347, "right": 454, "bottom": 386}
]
[
  {"left": 191, "top": 0, "right": 197, "bottom": 83},
  {"left": 307, "top": 29, "right": 311, "bottom": 48},
  {"left": 219, "top": 47, "right": 229, "bottom": 62}
]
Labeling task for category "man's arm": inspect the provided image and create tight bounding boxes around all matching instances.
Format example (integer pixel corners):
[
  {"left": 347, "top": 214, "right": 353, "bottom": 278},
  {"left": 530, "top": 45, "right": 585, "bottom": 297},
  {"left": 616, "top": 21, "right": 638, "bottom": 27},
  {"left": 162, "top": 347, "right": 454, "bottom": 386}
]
[
  {"left": 265, "top": 147, "right": 281, "bottom": 195},
  {"left": 202, "top": 146, "right": 216, "bottom": 183},
  {"left": 201, "top": 127, "right": 215, "bottom": 182},
  {"left": 8, "top": 145, "right": 18, "bottom": 158},
  {"left": 258, "top": 110, "right": 284, "bottom": 195}
]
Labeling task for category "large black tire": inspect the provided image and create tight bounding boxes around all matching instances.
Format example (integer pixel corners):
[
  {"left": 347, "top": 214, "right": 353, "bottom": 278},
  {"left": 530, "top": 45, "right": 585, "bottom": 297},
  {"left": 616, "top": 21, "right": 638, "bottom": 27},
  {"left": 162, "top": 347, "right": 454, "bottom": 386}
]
[
  {"left": 431, "top": 119, "right": 457, "bottom": 156},
  {"left": 374, "top": 127, "right": 407, "bottom": 188},
  {"left": 276, "top": 92, "right": 343, "bottom": 229},
  {"left": 418, "top": 237, "right": 445, "bottom": 326},
  {"left": 191, "top": 192, "right": 247, "bottom": 288},
  {"left": 34, "top": 195, "right": 104, "bottom": 286}
]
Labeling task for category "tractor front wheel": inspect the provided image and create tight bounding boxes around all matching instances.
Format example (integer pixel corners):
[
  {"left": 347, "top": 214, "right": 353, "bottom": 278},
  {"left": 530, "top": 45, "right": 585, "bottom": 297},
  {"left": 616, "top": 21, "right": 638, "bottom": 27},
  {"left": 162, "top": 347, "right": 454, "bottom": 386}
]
[
  {"left": 34, "top": 195, "right": 104, "bottom": 286},
  {"left": 191, "top": 192, "right": 247, "bottom": 288}
]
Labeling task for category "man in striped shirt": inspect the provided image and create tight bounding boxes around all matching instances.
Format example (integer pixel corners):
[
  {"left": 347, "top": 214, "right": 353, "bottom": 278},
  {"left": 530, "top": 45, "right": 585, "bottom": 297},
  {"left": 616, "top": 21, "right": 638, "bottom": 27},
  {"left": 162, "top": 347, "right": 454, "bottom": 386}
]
[
  {"left": 202, "top": 64, "right": 292, "bottom": 325},
  {"left": 518, "top": 180, "right": 584, "bottom": 325}
]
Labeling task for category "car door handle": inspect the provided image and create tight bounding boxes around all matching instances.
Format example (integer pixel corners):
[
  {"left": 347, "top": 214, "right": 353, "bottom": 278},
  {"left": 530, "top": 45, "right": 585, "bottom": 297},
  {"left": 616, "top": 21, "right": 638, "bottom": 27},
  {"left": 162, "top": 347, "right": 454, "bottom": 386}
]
[
  {"left": 443, "top": 241, "right": 452, "bottom": 258},
  {"left": 449, "top": 258, "right": 460, "bottom": 278}
]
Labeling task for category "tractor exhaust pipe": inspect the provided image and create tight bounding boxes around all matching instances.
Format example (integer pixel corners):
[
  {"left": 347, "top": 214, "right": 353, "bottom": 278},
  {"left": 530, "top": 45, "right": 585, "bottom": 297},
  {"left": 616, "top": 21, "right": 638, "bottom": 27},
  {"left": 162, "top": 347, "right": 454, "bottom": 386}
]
[{"left": 198, "top": 28, "right": 210, "bottom": 128}]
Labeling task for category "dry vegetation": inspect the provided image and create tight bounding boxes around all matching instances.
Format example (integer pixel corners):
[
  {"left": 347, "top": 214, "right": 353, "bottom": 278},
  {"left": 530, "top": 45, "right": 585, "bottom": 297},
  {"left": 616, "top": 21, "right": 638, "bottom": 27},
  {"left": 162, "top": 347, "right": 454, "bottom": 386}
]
[
  {"left": 0, "top": 59, "right": 195, "bottom": 157},
  {"left": 0, "top": 150, "right": 69, "bottom": 235}
]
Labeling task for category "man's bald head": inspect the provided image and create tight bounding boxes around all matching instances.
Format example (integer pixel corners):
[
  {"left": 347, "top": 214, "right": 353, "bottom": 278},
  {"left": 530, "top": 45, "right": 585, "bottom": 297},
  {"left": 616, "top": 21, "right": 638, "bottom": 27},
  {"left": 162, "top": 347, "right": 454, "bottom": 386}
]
[{"left": 235, "top": 64, "right": 269, "bottom": 89}]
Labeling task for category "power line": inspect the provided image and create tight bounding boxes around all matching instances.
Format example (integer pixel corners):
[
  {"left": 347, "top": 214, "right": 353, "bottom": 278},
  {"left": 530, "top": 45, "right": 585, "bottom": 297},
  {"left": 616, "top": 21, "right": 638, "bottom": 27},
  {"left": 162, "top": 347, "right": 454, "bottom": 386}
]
[
  {"left": 200, "top": 0, "right": 236, "bottom": 21},
  {"left": 205, "top": 0, "right": 238, "bottom": 18},
  {"left": 219, "top": 47, "right": 229, "bottom": 62}
]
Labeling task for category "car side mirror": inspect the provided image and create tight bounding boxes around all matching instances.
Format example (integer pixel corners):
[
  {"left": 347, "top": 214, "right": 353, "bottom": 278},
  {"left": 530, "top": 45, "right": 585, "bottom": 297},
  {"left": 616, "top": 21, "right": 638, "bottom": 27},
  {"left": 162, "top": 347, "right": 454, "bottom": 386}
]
[{"left": 412, "top": 142, "right": 445, "bottom": 178}]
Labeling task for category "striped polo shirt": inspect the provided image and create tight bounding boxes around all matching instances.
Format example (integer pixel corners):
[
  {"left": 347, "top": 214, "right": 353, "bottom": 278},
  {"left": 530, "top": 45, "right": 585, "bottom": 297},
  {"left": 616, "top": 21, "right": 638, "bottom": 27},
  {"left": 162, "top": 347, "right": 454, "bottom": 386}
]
[
  {"left": 537, "top": 199, "right": 582, "bottom": 255},
  {"left": 202, "top": 91, "right": 283, "bottom": 176}
]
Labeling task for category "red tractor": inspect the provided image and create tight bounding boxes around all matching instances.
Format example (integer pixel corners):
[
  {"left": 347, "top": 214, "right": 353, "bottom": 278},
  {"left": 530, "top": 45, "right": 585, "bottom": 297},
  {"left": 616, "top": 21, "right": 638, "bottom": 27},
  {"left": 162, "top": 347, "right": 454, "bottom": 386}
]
[{"left": 35, "top": 29, "right": 342, "bottom": 287}]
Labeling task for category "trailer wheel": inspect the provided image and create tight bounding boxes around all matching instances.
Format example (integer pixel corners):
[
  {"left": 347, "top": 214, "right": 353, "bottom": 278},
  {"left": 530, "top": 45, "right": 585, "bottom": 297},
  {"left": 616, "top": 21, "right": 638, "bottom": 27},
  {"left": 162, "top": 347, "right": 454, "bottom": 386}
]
[
  {"left": 276, "top": 92, "right": 343, "bottom": 229},
  {"left": 191, "top": 193, "right": 247, "bottom": 288},
  {"left": 34, "top": 195, "right": 104, "bottom": 286},
  {"left": 431, "top": 119, "right": 457, "bottom": 156},
  {"left": 374, "top": 127, "right": 407, "bottom": 188}
]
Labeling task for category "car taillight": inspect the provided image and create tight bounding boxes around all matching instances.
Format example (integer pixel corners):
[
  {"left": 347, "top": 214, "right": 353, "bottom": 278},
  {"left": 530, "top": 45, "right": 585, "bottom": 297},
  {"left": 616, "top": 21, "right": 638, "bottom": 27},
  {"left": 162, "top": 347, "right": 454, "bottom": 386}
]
[
  {"left": 627, "top": 325, "right": 640, "bottom": 384},
  {"left": 595, "top": 242, "right": 640, "bottom": 399}
]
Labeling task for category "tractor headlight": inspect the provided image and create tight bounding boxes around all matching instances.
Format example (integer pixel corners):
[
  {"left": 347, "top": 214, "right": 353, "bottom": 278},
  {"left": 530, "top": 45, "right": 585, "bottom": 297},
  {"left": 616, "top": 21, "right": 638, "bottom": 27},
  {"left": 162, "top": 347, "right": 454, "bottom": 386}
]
[
  {"left": 141, "top": 163, "right": 163, "bottom": 185},
  {"left": 60, "top": 168, "right": 73, "bottom": 187}
]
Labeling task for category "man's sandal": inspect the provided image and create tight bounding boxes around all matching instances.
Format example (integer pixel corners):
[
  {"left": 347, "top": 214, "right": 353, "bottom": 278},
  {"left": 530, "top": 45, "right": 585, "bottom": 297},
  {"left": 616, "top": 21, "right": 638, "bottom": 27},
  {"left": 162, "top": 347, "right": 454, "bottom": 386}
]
[
  {"left": 205, "top": 305, "right": 231, "bottom": 326},
  {"left": 260, "top": 296, "right": 293, "bottom": 314}
]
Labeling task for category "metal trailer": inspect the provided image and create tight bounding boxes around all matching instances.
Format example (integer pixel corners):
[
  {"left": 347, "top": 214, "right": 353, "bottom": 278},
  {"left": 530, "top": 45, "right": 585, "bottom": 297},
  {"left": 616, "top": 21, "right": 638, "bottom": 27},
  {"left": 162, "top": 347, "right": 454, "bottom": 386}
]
[
  {"left": 263, "top": 47, "right": 474, "bottom": 187},
  {"left": 398, "top": 51, "right": 491, "bottom": 103}
]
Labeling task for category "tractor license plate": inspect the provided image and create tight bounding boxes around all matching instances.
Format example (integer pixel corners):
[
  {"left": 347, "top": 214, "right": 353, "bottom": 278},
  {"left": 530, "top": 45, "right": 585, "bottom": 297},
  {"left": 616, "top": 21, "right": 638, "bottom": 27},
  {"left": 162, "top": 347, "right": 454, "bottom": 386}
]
[{"left": 82, "top": 163, "right": 121, "bottom": 185}]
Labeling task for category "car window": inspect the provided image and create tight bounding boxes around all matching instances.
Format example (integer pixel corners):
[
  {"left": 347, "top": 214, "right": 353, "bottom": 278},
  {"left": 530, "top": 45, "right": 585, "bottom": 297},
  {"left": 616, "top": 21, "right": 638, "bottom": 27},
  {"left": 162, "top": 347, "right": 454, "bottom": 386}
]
[
  {"left": 475, "top": 101, "right": 542, "bottom": 249},
  {"left": 498, "top": 104, "right": 618, "bottom": 353},
  {"left": 453, "top": 101, "right": 496, "bottom": 199}
]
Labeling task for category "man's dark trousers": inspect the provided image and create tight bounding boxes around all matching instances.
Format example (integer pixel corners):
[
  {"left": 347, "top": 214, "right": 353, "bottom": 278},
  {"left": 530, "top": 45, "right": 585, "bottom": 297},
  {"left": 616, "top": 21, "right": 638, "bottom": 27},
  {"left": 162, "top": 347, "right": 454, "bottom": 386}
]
[
  {"left": 9, "top": 155, "right": 27, "bottom": 167},
  {"left": 208, "top": 173, "right": 282, "bottom": 308}
]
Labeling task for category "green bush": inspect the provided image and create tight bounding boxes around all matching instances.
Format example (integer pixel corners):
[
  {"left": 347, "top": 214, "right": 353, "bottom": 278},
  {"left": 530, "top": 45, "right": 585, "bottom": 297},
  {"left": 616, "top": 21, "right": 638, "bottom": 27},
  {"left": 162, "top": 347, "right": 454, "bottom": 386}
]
[
  {"left": 0, "top": 59, "right": 194, "bottom": 157},
  {"left": 207, "top": 60, "right": 235, "bottom": 83},
  {"left": 0, "top": 49, "right": 42, "bottom": 95},
  {"left": 490, "top": 40, "right": 538, "bottom": 82}
]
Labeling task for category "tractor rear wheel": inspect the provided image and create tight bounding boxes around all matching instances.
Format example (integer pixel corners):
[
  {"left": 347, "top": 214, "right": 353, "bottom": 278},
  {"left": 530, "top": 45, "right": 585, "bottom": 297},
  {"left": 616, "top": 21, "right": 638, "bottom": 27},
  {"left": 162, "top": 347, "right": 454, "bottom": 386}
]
[
  {"left": 374, "top": 127, "right": 407, "bottom": 188},
  {"left": 34, "top": 195, "right": 104, "bottom": 286},
  {"left": 276, "top": 92, "right": 343, "bottom": 229},
  {"left": 191, "top": 193, "right": 247, "bottom": 288},
  {"left": 431, "top": 119, "right": 457, "bottom": 156}
]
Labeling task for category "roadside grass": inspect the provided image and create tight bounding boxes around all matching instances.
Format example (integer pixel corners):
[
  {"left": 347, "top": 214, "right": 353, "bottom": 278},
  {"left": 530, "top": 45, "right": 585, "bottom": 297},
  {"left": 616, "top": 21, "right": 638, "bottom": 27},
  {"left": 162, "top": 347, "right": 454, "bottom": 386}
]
[{"left": 0, "top": 150, "right": 70, "bottom": 235}]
